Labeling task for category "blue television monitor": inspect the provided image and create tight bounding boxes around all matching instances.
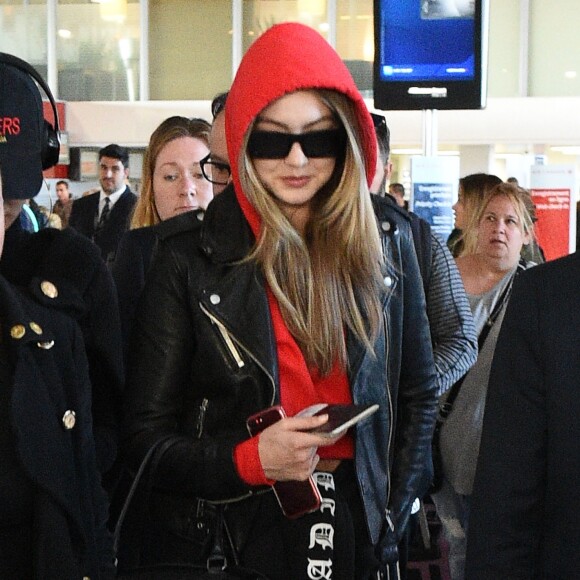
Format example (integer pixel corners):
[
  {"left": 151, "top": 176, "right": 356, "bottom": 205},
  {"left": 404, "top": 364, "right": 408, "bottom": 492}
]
[{"left": 374, "top": 0, "right": 489, "bottom": 110}]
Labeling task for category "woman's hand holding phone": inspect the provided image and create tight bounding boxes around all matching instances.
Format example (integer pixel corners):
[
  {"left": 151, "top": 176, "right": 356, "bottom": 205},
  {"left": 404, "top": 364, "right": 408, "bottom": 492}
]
[
  {"left": 257, "top": 414, "right": 339, "bottom": 482},
  {"left": 246, "top": 406, "right": 342, "bottom": 519}
]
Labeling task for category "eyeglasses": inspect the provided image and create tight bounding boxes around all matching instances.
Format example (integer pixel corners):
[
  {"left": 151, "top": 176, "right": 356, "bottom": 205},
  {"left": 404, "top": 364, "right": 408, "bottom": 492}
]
[
  {"left": 200, "top": 154, "right": 231, "bottom": 186},
  {"left": 370, "top": 112, "right": 387, "bottom": 129},
  {"left": 247, "top": 128, "right": 347, "bottom": 160}
]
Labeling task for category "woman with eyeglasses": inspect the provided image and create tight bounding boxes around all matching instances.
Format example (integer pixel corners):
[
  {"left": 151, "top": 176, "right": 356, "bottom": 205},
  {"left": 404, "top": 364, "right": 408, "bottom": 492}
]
[
  {"left": 118, "top": 23, "right": 436, "bottom": 580},
  {"left": 112, "top": 116, "right": 212, "bottom": 351}
]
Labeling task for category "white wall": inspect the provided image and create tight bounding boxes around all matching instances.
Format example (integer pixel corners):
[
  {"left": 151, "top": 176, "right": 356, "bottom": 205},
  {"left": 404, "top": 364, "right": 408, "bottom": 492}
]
[{"left": 65, "top": 97, "right": 580, "bottom": 148}]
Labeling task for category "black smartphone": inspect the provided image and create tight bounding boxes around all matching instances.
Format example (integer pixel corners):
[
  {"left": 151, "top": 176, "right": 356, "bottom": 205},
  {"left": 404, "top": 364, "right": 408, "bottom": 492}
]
[
  {"left": 299, "top": 403, "right": 380, "bottom": 438},
  {"left": 246, "top": 406, "right": 322, "bottom": 519}
]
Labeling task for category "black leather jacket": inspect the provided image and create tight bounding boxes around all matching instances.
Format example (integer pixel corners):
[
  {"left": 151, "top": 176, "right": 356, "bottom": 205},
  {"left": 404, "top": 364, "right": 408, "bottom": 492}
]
[{"left": 123, "top": 187, "right": 436, "bottom": 558}]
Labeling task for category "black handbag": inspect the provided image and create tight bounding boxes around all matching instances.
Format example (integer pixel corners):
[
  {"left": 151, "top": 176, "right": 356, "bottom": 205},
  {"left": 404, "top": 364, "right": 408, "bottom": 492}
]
[
  {"left": 114, "top": 437, "right": 269, "bottom": 580},
  {"left": 430, "top": 260, "right": 526, "bottom": 494}
]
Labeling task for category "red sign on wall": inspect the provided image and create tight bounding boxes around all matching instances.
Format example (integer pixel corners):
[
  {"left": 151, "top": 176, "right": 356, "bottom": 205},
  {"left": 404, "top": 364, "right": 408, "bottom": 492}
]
[
  {"left": 531, "top": 188, "right": 572, "bottom": 261},
  {"left": 530, "top": 165, "right": 577, "bottom": 261}
]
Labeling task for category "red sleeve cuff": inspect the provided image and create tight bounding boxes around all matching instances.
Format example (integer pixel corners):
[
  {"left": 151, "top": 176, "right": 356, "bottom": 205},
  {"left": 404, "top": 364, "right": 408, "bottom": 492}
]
[{"left": 234, "top": 435, "right": 275, "bottom": 487}]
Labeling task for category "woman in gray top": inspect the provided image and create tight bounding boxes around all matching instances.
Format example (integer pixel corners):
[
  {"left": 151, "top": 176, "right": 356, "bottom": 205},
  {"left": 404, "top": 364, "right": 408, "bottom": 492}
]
[{"left": 432, "top": 182, "right": 537, "bottom": 580}]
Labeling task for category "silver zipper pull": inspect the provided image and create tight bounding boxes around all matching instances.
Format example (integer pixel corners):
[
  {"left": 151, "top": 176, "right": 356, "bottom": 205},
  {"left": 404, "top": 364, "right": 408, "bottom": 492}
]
[
  {"left": 196, "top": 398, "right": 209, "bottom": 439},
  {"left": 385, "top": 509, "right": 395, "bottom": 532},
  {"left": 216, "top": 322, "right": 245, "bottom": 368},
  {"left": 200, "top": 303, "right": 245, "bottom": 368}
]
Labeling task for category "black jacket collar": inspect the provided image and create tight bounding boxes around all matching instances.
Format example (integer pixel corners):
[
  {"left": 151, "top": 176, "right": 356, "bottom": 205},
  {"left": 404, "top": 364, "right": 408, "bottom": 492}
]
[{"left": 200, "top": 185, "right": 256, "bottom": 264}]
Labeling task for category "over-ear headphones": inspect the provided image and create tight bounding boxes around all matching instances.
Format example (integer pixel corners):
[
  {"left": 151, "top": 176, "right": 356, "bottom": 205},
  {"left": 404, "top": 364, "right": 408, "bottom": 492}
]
[{"left": 0, "top": 52, "right": 60, "bottom": 170}]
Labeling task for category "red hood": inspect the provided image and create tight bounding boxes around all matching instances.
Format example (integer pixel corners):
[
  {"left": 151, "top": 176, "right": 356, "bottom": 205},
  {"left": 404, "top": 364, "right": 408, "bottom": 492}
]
[{"left": 226, "top": 22, "right": 377, "bottom": 238}]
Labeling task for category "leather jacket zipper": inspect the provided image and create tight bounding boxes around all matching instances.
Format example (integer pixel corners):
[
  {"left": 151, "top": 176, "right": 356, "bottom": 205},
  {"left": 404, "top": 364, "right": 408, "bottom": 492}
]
[
  {"left": 196, "top": 398, "right": 209, "bottom": 439},
  {"left": 199, "top": 304, "right": 245, "bottom": 369},
  {"left": 379, "top": 229, "right": 395, "bottom": 512},
  {"left": 199, "top": 302, "right": 277, "bottom": 406},
  {"left": 383, "top": 308, "right": 395, "bottom": 514},
  {"left": 193, "top": 305, "right": 279, "bottom": 505}
]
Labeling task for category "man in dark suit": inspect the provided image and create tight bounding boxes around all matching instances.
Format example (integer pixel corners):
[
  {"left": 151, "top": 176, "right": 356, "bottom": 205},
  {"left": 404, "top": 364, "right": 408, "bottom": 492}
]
[
  {"left": 466, "top": 251, "right": 580, "bottom": 579},
  {"left": 69, "top": 143, "right": 137, "bottom": 267}
]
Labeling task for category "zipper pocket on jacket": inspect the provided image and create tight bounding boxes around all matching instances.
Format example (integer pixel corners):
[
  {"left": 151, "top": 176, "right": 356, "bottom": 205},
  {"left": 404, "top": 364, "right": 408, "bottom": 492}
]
[
  {"left": 199, "top": 303, "right": 245, "bottom": 369},
  {"left": 196, "top": 398, "right": 209, "bottom": 439},
  {"left": 383, "top": 309, "right": 395, "bottom": 509}
]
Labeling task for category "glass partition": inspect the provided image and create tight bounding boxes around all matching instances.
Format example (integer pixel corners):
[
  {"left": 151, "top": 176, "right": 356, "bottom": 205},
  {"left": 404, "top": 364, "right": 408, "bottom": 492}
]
[
  {"left": 529, "top": 0, "right": 580, "bottom": 96},
  {"left": 337, "top": 0, "right": 374, "bottom": 96},
  {"left": 242, "top": 0, "right": 329, "bottom": 54},
  {"left": 149, "top": 0, "right": 232, "bottom": 100},
  {"left": 0, "top": 1, "right": 48, "bottom": 80},
  {"left": 57, "top": 0, "right": 141, "bottom": 101}
]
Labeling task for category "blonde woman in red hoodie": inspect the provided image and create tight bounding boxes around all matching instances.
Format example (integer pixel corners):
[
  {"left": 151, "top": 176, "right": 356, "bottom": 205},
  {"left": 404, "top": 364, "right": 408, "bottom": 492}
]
[{"left": 120, "top": 23, "right": 436, "bottom": 580}]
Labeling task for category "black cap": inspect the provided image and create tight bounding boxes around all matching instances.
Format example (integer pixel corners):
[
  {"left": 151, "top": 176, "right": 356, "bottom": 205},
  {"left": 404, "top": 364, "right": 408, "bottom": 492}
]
[{"left": 0, "top": 61, "right": 44, "bottom": 199}]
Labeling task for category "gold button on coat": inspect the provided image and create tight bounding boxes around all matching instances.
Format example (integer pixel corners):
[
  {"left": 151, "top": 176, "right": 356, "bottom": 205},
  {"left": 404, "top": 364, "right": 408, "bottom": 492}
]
[
  {"left": 29, "top": 322, "right": 43, "bottom": 335},
  {"left": 40, "top": 280, "right": 58, "bottom": 299},
  {"left": 10, "top": 325, "right": 25, "bottom": 339},
  {"left": 62, "top": 410, "right": 76, "bottom": 430}
]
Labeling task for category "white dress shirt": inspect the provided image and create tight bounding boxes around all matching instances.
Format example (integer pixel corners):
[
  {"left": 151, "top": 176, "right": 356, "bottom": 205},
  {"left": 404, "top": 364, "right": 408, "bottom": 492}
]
[{"left": 98, "top": 185, "right": 126, "bottom": 219}]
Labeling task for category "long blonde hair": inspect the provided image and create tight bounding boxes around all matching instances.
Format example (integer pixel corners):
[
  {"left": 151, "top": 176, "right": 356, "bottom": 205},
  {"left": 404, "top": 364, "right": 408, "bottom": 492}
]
[
  {"left": 131, "top": 116, "right": 210, "bottom": 229},
  {"left": 239, "top": 90, "right": 384, "bottom": 374}
]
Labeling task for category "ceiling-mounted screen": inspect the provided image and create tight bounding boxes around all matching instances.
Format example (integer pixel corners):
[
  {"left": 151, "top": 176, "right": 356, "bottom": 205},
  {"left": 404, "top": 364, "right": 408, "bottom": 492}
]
[{"left": 374, "top": 0, "right": 489, "bottom": 110}]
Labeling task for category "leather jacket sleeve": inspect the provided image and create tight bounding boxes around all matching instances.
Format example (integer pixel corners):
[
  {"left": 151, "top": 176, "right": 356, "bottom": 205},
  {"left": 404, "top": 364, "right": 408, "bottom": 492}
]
[
  {"left": 380, "top": 213, "right": 438, "bottom": 554},
  {"left": 122, "top": 233, "right": 255, "bottom": 502}
]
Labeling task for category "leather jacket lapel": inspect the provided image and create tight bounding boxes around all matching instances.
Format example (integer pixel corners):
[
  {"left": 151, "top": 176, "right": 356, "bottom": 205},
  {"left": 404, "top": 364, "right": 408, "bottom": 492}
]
[
  {"left": 198, "top": 187, "right": 279, "bottom": 396},
  {"left": 198, "top": 263, "right": 279, "bottom": 399}
]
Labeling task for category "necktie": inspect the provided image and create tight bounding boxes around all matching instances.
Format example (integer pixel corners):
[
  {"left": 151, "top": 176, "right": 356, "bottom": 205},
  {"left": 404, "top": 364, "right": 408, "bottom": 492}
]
[{"left": 98, "top": 197, "right": 110, "bottom": 228}]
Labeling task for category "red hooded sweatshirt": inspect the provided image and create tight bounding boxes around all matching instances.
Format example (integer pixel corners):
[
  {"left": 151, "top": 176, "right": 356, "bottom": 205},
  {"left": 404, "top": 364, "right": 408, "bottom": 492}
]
[{"left": 227, "top": 23, "right": 378, "bottom": 485}]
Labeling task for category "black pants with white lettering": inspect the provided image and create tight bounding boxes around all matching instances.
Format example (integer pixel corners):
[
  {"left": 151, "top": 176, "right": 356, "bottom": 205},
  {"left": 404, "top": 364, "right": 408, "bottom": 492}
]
[{"left": 240, "top": 461, "right": 381, "bottom": 580}]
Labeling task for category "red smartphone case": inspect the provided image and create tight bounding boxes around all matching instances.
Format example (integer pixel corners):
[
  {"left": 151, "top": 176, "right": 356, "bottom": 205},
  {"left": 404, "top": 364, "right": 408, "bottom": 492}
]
[
  {"left": 245, "top": 406, "right": 322, "bottom": 518},
  {"left": 246, "top": 405, "right": 286, "bottom": 437}
]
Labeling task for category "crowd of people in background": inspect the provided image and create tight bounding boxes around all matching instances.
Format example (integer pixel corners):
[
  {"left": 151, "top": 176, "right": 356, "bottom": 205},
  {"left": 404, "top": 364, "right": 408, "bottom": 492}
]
[{"left": 0, "top": 23, "right": 579, "bottom": 579}]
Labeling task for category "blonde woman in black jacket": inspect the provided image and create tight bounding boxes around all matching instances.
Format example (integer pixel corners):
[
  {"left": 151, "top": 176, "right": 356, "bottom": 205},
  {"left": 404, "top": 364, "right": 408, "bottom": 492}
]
[{"left": 121, "top": 23, "right": 437, "bottom": 580}]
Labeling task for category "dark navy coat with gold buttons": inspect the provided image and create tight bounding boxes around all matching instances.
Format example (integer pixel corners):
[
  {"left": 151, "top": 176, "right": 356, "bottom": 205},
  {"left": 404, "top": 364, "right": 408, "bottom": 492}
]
[
  {"left": 0, "top": 273, "right": 114, "bottom": 578},
  {"left": 1, "top": 223, "right": 124, "bottom": 477}
]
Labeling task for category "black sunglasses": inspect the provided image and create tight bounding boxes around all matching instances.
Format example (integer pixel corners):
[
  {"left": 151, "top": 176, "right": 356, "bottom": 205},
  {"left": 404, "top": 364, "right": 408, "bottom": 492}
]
[
  {"left": 247, "top": 128, "right": 347, "bottom": 160},
  {"left": 200, "top": 154, "right": 231, "bottom": 186}
]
